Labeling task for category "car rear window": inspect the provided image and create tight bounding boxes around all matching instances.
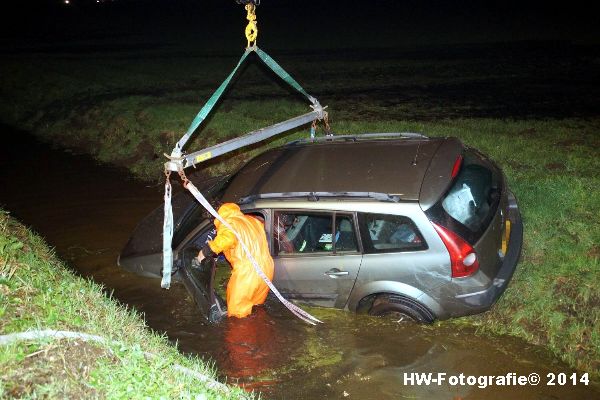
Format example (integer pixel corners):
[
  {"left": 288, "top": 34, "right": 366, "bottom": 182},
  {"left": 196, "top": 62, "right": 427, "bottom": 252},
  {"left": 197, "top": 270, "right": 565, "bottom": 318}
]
[
  {"left": 426, "top": 149, "right": 502, "bottom": 243},
  {"left": 359, "top": 213, "right": 427, "bottom": 253}
]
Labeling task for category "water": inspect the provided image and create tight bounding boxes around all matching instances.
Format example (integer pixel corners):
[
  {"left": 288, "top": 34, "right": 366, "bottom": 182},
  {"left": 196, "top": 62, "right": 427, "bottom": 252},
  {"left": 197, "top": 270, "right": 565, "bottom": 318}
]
[{"left": 1, "top": 125, "right": 598, "bottom": 399}]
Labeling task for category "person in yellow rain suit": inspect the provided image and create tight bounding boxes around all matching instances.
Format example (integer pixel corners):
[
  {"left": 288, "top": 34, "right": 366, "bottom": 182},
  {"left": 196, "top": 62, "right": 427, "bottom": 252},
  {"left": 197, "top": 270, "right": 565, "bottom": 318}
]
[{"left": 197, "top": 203, "right": 275, "bottom": 318}]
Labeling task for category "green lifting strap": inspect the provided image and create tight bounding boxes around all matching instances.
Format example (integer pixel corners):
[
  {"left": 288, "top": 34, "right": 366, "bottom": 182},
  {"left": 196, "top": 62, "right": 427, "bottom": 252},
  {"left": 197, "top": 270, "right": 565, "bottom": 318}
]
[
  {"left": 254, "top": 47, "right": 315, "bottom": 103},
  {"left": 175, "top": 47, "right": 318, "bottom": 152},
  {"left": 175, "top": 49, "right": 252, "bottom": 151}
]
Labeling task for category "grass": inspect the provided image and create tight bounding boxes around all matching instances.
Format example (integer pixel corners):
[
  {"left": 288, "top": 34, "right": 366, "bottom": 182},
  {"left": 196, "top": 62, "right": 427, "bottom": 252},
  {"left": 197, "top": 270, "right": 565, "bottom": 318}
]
[
  {"left": 0, "top": 210, "right": 252, "bottom": 399},
  {"left": 0, "top": 42, "right": 599, "bottom": 379},
  {"left": 304, "top": 118, "right": 600, "bottom": 376},
  {"left": 2, "top": 41, "right": 597, "bottom": 180},
  {"left": 410, "top": 119, "right": 600, "bottom": 375}
]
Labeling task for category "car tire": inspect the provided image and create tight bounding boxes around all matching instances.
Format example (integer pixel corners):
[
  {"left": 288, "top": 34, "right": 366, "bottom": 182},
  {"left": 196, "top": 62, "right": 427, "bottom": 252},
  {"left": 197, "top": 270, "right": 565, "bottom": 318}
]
[{"left": 368, "top": 294, "right": 435, "bottom": 324}]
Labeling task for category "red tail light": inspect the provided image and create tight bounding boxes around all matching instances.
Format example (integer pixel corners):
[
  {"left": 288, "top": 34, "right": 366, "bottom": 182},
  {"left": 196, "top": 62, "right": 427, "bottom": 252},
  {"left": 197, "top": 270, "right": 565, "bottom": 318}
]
[
  {"left": 451, "top": 154, "right": 463, "bottom": 178},
  {"left": 432, "top": 222, "right": 479, "bottom": 278}
]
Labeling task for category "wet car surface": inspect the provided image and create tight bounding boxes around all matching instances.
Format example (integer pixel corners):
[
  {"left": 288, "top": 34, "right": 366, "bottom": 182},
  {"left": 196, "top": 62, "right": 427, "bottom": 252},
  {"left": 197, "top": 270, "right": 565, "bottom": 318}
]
[{"left": 120, "top": 133, "right": 523, "bottom": 323}]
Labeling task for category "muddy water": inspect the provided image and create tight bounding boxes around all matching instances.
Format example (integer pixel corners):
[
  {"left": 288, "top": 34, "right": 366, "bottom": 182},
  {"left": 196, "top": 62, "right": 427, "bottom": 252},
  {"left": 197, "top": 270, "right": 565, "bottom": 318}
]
[{"left": 1, "top": 126, "right": 598, "bottom": 399}]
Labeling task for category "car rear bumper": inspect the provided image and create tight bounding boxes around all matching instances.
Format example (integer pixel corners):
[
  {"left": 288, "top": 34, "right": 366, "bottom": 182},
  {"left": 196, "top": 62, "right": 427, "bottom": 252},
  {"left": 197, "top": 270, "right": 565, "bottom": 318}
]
[
  {"left": 433, "top": 191, "right": 523, "bottom": 319},
  {"left": 454, "top": 191, "right": 522, "bottom": 314}
]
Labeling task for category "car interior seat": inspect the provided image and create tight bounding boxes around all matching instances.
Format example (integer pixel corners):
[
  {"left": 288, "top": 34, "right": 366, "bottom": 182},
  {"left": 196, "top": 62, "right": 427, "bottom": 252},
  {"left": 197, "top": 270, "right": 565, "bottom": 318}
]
[{"left": 336, "top": 219, "right": 357, "bottom": 251}]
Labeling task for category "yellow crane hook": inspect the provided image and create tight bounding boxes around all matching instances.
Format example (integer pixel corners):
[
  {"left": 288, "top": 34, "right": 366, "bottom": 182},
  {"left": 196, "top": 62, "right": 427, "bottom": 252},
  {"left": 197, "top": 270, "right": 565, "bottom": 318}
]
[{"left": 244, "top": 3, "right": 258, "bottom": 49}]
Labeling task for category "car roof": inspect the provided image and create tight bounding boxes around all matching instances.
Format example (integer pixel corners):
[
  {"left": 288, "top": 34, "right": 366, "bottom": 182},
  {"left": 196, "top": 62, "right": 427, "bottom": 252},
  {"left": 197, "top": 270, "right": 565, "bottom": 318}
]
[{"left": 221, "top": 136, "right": 463, "bottom": 204}]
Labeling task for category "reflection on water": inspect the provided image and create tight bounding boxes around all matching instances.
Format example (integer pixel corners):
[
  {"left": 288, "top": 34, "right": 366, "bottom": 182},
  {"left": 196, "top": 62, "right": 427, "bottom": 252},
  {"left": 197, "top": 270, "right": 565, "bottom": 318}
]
[
  {"left": 1, "top": 127, "right": 599, "bottom": 399},
  {"left": 222, "top": 308, "right": 282, "bottom": 382}
]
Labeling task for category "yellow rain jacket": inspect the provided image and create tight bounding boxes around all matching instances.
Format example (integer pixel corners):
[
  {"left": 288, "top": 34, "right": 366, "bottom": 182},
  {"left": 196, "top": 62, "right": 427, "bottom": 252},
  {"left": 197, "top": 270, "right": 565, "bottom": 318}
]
[{"left": 208, "top": 203, "right": 275, "bottom": 318}]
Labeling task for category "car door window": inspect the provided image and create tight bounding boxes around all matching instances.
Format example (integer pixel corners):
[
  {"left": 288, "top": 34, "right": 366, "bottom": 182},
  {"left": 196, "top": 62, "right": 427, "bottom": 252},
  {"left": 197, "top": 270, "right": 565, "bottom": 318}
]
[
  {"left": 334, "top": 214, "right": 358, "bottom": 253},
  {"left": 176, "top": 224, "right": 224, "bottom": 322},
  {"left": 274, "top": 212, "right": 359, "bottom": 255},
  {"left": 180, "top": 225, "right": 217, "bottom": 287},
  {"left": 274, "top": 212, "right": 332, "bottom": 254},
  {"left": 360, "top": 213, "right": 427, "bottom": 253}
]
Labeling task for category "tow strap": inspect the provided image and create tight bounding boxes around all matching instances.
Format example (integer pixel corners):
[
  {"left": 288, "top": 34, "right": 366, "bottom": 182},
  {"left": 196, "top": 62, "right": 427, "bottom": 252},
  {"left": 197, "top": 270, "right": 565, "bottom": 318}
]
[
  {"left": 161, "top": 3, "right": 325, "bottom": 325},
  {"left": 184, "top": 180, "right": 322, "bottom": 325}
]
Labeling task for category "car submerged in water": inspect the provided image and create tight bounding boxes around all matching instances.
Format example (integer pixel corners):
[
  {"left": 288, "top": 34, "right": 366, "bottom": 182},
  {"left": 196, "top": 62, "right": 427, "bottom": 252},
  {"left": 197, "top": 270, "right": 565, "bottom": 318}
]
[{"left": 118, "top": 133, "right": 522, "bottom": 323}]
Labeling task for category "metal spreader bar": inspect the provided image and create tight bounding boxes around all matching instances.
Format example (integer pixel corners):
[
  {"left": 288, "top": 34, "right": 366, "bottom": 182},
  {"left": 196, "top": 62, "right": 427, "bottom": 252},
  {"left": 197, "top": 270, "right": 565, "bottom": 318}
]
[{"left": 165, "top": 110, "right": 321, "bottom": 172}]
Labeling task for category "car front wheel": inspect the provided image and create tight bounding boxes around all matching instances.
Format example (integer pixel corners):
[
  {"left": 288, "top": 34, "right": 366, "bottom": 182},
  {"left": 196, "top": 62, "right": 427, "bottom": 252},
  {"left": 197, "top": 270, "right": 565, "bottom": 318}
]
[{"left": 368, "top": 294, "right": 435, "bottom": 324}]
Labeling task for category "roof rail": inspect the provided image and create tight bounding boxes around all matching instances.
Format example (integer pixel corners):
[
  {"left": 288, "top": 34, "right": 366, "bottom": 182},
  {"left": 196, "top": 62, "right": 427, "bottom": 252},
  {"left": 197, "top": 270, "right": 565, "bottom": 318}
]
[
  {"left": 292, "top": 132, "right": 429, "bottom": 145},
  {"left": 238, "top": 191, "right": 402, "bottom": 204}
]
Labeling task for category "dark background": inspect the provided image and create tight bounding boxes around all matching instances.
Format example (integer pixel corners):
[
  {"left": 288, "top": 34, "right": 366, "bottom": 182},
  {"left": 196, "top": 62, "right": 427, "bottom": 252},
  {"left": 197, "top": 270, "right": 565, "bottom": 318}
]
[
  {"left": 1, "top": 1, "right": 598, "bottom": 120},
  {"left": 2, "top": 0, "right": 597, "bottom": 50}
]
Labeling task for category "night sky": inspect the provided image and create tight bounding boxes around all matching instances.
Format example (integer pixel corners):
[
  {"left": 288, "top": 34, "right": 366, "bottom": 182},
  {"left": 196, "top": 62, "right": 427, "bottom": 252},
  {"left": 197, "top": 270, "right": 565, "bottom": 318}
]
[{"left": 2, "top": 0, "right": 597, "bottom": 50}]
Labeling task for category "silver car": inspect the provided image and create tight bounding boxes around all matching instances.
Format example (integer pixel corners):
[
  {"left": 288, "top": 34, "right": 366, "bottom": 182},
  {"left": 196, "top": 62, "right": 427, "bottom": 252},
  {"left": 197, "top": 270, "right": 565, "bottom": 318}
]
[{"left": 119, "top": 133, "right": 523, "bottom": 322}]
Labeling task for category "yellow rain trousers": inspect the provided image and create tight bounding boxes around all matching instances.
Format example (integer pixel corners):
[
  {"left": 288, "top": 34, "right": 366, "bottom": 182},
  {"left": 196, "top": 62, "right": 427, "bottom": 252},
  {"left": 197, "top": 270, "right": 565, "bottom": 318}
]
[{"left": 207, "top": 203, "right": 275, "bottom": 318}]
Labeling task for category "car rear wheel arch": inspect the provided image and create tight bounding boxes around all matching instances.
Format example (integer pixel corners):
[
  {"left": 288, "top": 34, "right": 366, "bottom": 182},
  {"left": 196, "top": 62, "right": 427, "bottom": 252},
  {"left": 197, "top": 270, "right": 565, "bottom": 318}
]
[{"left": 360, "top": 293, "right": 436, "bottom": 323}]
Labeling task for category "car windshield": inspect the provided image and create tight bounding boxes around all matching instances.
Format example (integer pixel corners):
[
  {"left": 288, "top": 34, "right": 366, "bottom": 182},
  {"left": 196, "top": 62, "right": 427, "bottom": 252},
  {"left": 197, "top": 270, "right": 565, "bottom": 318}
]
[{"left": 172, "top": 176, "right": 231, "bottom": 248}]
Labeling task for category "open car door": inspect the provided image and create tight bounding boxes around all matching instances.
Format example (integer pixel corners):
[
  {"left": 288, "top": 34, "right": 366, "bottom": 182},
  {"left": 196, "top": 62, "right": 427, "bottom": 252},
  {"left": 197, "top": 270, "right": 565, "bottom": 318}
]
[{"left": 176, "top": 223, "right": 227, "bottom": 323}]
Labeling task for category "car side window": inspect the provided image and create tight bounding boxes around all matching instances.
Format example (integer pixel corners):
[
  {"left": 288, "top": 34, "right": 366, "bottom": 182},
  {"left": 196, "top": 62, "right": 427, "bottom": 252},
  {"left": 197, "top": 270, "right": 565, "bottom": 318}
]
[
  {"left": 334, "top": 214, "right": 358, "bottom": 253},
  {"left": 274, "top": 212, "right": 358, "bottom": 255},
  {"left": 360, "top": 213, "right": 427, "bottom": 253}
]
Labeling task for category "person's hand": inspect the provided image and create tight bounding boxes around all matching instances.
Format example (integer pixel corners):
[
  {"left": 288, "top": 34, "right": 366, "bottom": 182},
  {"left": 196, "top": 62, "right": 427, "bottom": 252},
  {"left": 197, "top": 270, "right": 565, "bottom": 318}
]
[{"left": 197, "top": 251, "right": 205, "bottom": 263}]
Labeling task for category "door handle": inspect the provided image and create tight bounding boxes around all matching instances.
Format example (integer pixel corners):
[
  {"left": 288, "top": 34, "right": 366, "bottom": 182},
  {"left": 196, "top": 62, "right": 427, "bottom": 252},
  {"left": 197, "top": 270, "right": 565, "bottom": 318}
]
[{"left": 324, "top": 268, "right": 349, "bottom": 278}]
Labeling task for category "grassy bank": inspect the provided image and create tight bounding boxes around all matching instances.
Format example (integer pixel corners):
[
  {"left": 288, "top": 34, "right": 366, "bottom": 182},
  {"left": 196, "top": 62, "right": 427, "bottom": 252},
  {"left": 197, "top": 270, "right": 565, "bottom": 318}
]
[
  {"left": 417, "top": 119, "right": 599, "bottom": 375},
  {"left": 306, "top": 117, "right": 600, "bottom": 375},
  {"left": 0, "top": 210, "right": 251, "bottom": 399},
  {"left": 1, "top": 42, "right": 598, "bottom": 180},
  {"left": 1, "top": 43, "right": 598, "bottom": 378}
]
